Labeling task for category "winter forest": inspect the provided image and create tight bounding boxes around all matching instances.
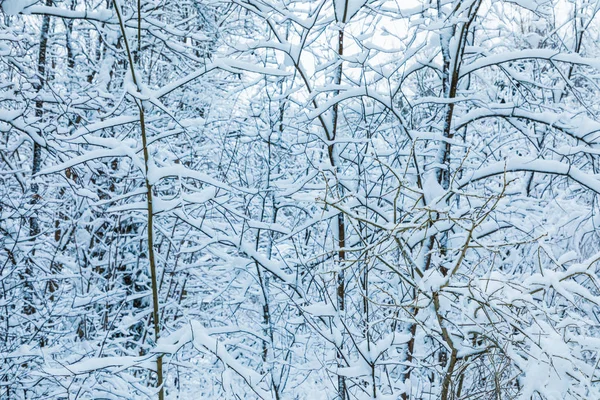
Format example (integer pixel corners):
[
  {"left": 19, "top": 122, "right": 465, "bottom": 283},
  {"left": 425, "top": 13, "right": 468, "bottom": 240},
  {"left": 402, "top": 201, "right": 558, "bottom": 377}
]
[{"left": 4, "top": 0, "right": 600, "bottom": 399}]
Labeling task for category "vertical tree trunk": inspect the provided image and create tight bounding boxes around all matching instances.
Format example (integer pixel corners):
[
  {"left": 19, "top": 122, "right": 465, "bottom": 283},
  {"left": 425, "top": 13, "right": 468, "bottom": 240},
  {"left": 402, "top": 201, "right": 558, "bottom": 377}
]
[
  {"left": 431, "top": 3, "right": 481, "bottom": 398},
  {"left": 331, "top": 18, "right": 347, "bottom": 400},
  {"left": 24, "top": 0, "right": 52, "bottom": 317},
  {"left": 112, "top": 1, "right": 163, "bottom": 398}
]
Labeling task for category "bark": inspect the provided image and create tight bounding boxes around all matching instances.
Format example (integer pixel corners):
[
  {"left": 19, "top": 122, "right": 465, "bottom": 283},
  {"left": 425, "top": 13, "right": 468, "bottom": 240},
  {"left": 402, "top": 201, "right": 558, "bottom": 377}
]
[
  {"left": 23, "top": 0, "right": 52, "bottom": 317},
  {"left": 330, "top": 21, "right": 347, "bottom": 400},
  {"left": 112, "top": 1, "right": 164, "bottom": 398}
]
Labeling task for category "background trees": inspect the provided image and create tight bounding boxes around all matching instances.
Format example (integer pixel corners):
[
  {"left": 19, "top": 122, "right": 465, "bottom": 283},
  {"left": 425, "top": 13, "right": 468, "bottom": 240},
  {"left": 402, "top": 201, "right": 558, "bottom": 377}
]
[{"left": 2, "top": 0, "right": 600, "bottom": 399}]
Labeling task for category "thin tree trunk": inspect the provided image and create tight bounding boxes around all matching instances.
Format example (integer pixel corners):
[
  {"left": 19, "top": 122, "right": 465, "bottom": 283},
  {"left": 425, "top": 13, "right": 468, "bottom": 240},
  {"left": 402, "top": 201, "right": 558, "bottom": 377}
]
[
  {"left": 24, "top": 0, "right": 52, "bottom": 317},
  {"left": 331, "top": 15, "right": 347, "bottom": 400},
  {"left": 112, "top": 1, "right": 164, "bottom": 398},
  {"left": 402, "top": 3, "right": 481, "bottom": 398}
]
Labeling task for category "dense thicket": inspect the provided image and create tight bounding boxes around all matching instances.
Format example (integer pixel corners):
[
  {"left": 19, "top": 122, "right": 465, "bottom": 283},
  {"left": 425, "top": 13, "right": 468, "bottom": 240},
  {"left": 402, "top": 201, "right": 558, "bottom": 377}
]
[{"left": 2, "top": 0, "right": 600, "bottom": 399}]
